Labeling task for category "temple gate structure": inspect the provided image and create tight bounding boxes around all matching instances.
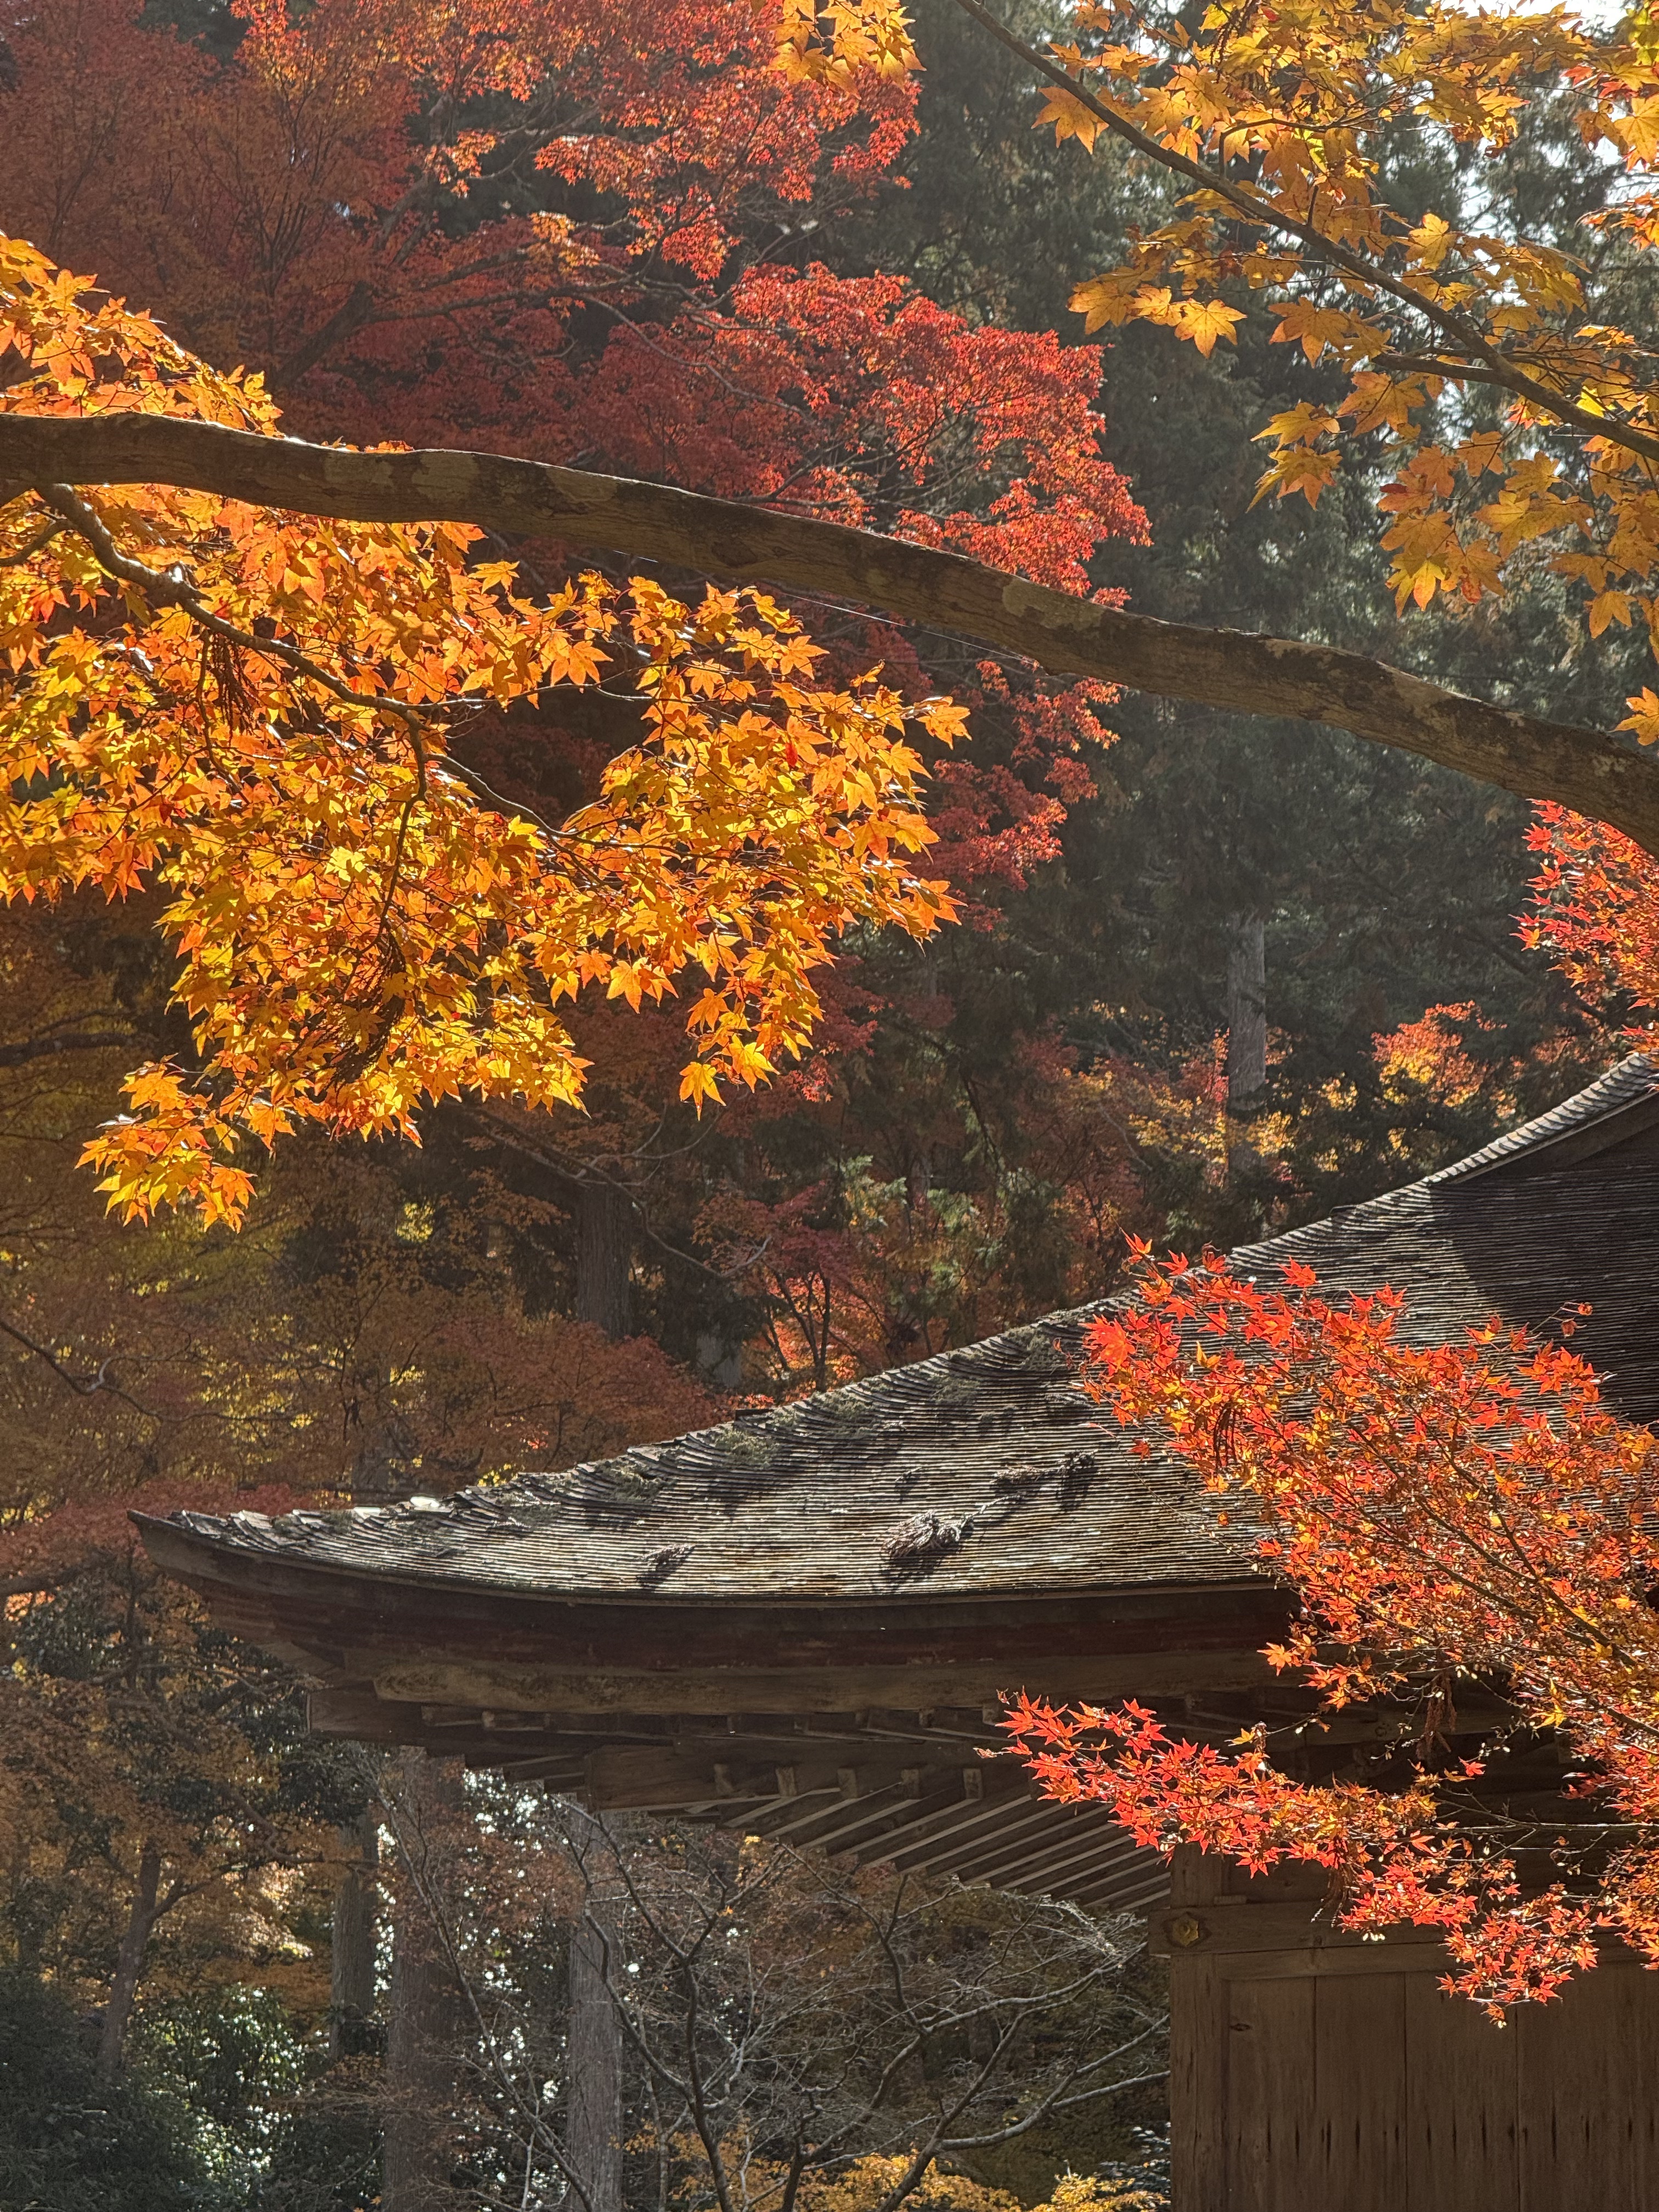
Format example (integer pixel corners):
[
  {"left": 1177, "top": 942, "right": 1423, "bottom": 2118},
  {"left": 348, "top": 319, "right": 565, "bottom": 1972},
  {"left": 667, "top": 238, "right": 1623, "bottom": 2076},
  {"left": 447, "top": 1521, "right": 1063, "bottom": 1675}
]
[{"left": 142, "top": 1055, "right": 1659, "bottom": 2212}]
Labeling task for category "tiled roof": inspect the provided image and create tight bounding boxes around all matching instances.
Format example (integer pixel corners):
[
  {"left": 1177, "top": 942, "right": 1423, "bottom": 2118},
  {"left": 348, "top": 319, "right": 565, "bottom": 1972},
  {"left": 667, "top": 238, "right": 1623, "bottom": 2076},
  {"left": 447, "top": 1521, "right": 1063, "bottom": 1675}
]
[{"left": 161, "top": 1055, "right": 1659, "bottom": 1603}]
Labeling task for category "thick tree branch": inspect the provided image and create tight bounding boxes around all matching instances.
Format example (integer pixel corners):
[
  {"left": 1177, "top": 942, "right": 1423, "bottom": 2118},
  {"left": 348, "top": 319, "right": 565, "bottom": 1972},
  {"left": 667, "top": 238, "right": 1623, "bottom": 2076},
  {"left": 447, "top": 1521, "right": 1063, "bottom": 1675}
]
[
  {"left": 5, "top": 411, "right": 1659, "bottom": 852},
  {"left": 0, "top": 1025, "right": 140, "bottom": 1066}
]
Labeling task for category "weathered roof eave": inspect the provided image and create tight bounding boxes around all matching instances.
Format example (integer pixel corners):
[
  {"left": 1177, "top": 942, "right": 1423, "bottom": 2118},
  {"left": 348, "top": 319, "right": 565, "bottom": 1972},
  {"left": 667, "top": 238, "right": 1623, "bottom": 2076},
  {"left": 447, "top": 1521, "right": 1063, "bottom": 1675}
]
[
  {"left": 137, "top": 1050, "right": 1659, "bottom": 1612},
  {"left": 136, "top": 1509, "right": 1280, "bottom": 1616}
]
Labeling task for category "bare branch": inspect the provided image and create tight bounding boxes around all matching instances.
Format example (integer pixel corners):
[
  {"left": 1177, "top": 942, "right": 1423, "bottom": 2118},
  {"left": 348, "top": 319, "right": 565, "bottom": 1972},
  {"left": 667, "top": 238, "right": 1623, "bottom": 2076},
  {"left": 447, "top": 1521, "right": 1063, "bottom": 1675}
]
[
  {"left": 0, "top": 1311, "right": 151, "bottom": 1413},
  {"left": 0, "top": 1026, "right": 141, "bottom": 1067}
]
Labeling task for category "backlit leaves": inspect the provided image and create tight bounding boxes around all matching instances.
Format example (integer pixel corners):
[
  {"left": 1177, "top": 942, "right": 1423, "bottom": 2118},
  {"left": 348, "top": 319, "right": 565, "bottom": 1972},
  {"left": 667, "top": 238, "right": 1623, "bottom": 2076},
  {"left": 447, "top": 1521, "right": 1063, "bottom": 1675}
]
[
  {"left": 1007, "top": 1250, "right": 1659, "bottom": 2011},
  {"left": 784, "top": 0, "right": 1659, "bottom": 656},
  {"left": 0, "top": 239, "right": 957, "bottom": 1225}
]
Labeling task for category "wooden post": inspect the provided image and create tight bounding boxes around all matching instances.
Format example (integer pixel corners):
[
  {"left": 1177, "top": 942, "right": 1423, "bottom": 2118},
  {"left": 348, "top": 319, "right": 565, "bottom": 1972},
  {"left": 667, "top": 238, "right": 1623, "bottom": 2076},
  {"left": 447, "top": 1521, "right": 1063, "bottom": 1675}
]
[
  {"left": 1167, "top": 1847, "right": 1227, "bottom": 2210},
  {"left": 331, "top": 1807, "right": 380, "bottom": 2060},
  {"left": 565, "top": 1806, "right": 625, "bottom": 2212},
  {"left": 383, "top": 1753, "right": 467, "bottom": 2212}
]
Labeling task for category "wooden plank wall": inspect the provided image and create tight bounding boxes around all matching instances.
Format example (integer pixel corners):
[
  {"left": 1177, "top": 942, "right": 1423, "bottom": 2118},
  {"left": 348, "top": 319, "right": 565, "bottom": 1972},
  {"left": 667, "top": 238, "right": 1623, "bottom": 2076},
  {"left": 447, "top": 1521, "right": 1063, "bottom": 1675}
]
[{"left": 1164, "top": 1851, "right": 1659, "bottom": 2212}]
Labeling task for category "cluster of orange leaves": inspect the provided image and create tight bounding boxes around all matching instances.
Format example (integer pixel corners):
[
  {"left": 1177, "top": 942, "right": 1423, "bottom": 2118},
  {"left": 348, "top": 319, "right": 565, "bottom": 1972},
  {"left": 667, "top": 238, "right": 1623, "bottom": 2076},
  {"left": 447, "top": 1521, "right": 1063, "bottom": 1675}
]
[
  {"left": 794, "top": 0, "right": 1659, "bottom": 651},
  {"left": 1045, "top": 3, "right": 1659, "bottom": 658},
  {"left": 0, "top": 237, "right": 962, "bottom": 1225},
  {"left": 1002, "top": 1246, "right": 1659, "bottom": 2008}
]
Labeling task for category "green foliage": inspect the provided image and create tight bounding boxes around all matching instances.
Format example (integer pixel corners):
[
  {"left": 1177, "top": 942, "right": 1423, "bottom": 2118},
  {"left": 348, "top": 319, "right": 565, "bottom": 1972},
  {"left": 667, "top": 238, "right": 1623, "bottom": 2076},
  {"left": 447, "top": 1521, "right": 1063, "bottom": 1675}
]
[
  {"left": 132, "top": 1993, "right": 380, "bottom": 2212},
  {"left": 0, "top": 1968, "right": 207, "bottom": 2212}
]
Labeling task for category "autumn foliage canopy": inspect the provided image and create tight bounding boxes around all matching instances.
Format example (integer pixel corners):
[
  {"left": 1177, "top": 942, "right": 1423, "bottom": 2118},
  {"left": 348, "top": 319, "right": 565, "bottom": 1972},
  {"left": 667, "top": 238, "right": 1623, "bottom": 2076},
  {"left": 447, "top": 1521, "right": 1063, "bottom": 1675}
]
[
  {"left": 1001, "top": 1250, "right": 1659, "bottom": 2009},
  {"left": 0, "top": 239, "right": 968, "bottom": 1226}
]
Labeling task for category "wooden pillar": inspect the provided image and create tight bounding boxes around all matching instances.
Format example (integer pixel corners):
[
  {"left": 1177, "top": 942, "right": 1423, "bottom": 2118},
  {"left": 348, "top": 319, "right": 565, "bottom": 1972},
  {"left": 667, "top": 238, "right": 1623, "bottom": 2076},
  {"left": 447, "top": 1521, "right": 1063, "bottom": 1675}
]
[
  {"left": 330, "top": 1807, "right": 380, "bottom": 2061},
  {"left": 1167, "top": 1847, "right": 1227, "bottom": 2211},
  {"left": 563, "top": 1806, "right": 625, "bottom": 2212},
  {"left": 383, "top": 1753, "right": 467, "bottom": 2212}
]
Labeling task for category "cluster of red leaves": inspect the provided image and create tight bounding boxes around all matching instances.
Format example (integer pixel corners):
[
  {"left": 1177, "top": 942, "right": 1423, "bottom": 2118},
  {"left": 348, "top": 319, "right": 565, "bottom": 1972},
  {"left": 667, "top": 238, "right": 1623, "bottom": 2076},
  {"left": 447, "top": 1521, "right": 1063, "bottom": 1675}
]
[
  {"left": 8, "top": 0, "right": 914, "bottom": 452},
  {"left": 1005, "top": 1246, "right": 1659, "bottom": 2009},
  {"left": 1525, "top": 803, "right": 1659, "bottom": 1035},
  {"left": 8, "top": 0, "right": 1145, "bottom": 610},
  {"left": 586, "top": 267, "right": 1144, "bottom": 580}
]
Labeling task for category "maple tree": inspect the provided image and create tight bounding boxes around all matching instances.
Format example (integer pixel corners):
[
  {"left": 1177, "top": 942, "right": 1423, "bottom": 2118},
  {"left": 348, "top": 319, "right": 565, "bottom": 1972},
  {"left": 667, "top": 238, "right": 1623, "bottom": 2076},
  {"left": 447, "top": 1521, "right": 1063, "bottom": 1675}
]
[
  {"left": 0, "top": 12, "right": 1157, "bottom": 2166},
  {"left": 3, "top": 0, "right": 1654, "bottom": 1277},
  {"left": 8, "top": 1, "right": 1659, "bottom": 2151},
  {"left": 1001, "top": 1249, "right": 1659, "bottom": 2012},
  {"left": 3, "top": 0, "right": 916, "bottom": 456},
  {"left": 789, "top": 0, "right": 1659, "bottom": 635},
  {"left": 0, "top": 888, "right": 724, "bottom": 1527},
  {"left": 0, "top": 236, "right": 967, "bottom": 1226},
  {"left": 0, "top": 0, "right": 1159, "bottom": 1248}
]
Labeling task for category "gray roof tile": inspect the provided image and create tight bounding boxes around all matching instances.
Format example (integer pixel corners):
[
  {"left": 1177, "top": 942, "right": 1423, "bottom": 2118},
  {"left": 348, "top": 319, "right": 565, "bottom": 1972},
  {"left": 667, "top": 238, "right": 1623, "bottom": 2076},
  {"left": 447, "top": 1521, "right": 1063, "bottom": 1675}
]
[{"left": 165, "top": 1054, "right": 1659, "bottom": 1601}]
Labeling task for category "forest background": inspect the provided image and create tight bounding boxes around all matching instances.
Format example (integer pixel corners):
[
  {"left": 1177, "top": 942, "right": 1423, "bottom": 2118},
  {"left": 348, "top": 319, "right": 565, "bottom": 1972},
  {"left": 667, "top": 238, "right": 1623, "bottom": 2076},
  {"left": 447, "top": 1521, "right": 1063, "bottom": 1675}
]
[{"left": 0, "top": 0, "right": 1637, "bottom": 2205}]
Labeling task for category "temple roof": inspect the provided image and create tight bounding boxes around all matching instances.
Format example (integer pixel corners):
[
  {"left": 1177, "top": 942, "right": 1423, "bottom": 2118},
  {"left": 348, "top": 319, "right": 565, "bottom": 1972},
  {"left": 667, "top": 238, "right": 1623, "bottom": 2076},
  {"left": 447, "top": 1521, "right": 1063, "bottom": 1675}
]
[
  {"left": 134, "top": 1054, "right": 1659, "bottom": 1922},
  {"left": 151, "top": 1052, "right": 1659, "bottom": 1608}
]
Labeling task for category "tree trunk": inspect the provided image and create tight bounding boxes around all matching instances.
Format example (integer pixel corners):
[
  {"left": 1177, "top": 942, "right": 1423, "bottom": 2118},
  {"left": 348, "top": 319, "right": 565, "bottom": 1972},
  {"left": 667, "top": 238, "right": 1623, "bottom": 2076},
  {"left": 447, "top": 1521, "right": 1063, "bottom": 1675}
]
[
  {"left": 566, "top": 1812, "right": 625, "bottom": 2212},
  {"left": 575, "top": 1181, "right": 633, "bottom": 1340},
  {"left": 383, "top": 1754, "right": 468, "bottom": 2212},
  {"left": 1225, "top": 913, "right": 1267, "bottom": 1111},
  {"left": 906, "top": 1143, "right": 930, "bottom": 1215},
  {"left": 97, "top": 1836, "right": 161, "bottom": 2081},
  {"left": 331, "top": 1808, "right": 380, "bottom": 2061}
]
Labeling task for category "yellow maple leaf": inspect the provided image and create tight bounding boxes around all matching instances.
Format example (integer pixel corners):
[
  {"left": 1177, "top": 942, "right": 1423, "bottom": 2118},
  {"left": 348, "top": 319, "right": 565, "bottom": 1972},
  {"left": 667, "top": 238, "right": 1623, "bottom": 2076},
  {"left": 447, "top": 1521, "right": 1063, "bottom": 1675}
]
[{"left": 1168, "top": 297, "right": 1245, "bottom": 356}]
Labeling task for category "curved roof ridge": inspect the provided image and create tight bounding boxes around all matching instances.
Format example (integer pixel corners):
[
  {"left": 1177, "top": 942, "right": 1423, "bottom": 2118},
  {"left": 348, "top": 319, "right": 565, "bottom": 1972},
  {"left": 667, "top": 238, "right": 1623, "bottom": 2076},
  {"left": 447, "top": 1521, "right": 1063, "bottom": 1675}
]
[
  {"left": 147, "top": 1052, "right": 1659, "bottom": 1587},
  {"left": 1419, "top": 1049, "right": 1658, "bottom": 1184},
  {"left": 1211, "top": 1049, "right": 1658, "bottom": 1278},
  {"left": 456, "top": 1052, "right": 1658, "bottom": 1527}
]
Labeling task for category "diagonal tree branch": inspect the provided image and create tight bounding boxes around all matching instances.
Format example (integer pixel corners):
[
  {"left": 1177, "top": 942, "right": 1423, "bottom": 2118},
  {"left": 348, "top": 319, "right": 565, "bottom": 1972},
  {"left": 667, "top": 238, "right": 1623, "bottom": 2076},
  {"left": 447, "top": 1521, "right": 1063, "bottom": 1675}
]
[
  {"left": 4, "top": 410, "right": 1658, "bottom": 851},
  {"left": 941, "top": 0, "right": 1659, "bottom": 471},
  {"left": 0, "top": 1025, "right": 140, "bottom": 1066}
]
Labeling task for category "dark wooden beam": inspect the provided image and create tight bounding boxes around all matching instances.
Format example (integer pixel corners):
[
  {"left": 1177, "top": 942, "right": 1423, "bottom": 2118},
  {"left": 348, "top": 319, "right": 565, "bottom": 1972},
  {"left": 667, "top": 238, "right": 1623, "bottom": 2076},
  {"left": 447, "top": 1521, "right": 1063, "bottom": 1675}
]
[
  {"left": 359, "top": 1649, "right": 1280, "bottom": 1717},
  {"left": 1065, "top": 1861, "right": 1172, "bottom": 1914},
  {"left": 970, "top": 1816, "right": 1147, "bottom": 1894},
  {"left": 877, "top": 1790, "right": 1059, "bottom": 1875}
]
